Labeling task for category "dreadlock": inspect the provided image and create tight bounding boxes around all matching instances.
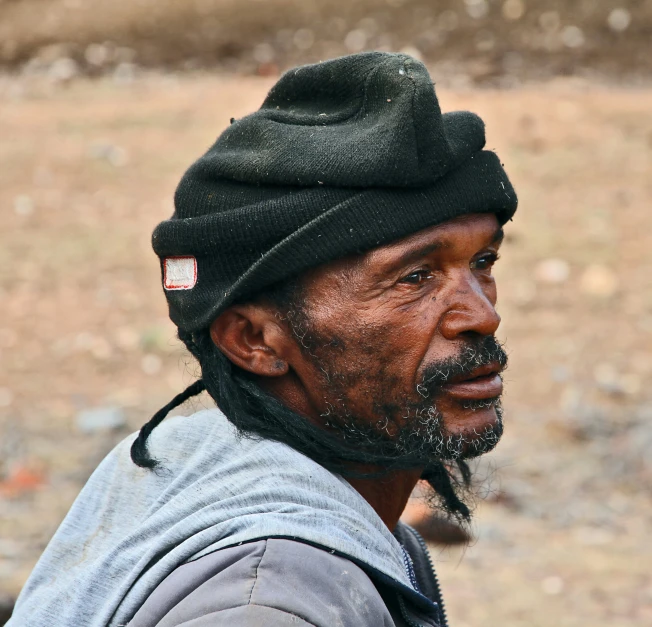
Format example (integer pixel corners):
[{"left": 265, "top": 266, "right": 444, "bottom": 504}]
[{"left": 130, "top": 279, "right": 473, "bottom": 522}]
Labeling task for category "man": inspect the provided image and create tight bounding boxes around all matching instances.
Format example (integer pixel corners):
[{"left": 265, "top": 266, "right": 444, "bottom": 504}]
[{"left": 9, "top": 52, "right": 516, "bottom": 627}]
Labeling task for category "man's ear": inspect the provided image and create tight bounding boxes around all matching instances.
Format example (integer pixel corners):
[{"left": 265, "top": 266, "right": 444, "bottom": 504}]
[{"left": 209, "top": 304, "right": 290, "bottom": 377}]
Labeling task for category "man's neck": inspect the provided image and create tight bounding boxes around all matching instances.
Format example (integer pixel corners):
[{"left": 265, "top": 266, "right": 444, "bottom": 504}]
[
  {"left": 258, "top": 375, "right": 423, "bottom": 530},
  {"left": 347, "top": 468, "right": 424, "bottom": 531}
]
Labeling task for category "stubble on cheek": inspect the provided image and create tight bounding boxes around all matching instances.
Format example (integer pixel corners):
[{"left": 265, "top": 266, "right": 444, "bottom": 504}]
[{"left": 303, "top": 318, "right": 412, "bottom": 426}]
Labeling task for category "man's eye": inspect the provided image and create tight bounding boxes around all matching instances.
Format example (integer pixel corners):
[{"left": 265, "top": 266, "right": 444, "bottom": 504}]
[
  {"left": 471, "top": 253, "right": 500, "bottom": 271},
  {"left": 399, "top": 270, "right": 432, "bottom": 285}
]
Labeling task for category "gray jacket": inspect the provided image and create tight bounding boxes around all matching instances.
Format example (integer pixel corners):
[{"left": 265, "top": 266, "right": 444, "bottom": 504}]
[
  {"left": 10, "top": 410, "right": 447, "bottom": 627},
  {"left": 129, "top": 524, "right": 448, "bottom": 627}
]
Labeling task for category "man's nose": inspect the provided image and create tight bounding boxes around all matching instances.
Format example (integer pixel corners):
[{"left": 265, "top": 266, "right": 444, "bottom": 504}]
[{"left": 438, "top": 276, "right": 501, "bottom": 340}]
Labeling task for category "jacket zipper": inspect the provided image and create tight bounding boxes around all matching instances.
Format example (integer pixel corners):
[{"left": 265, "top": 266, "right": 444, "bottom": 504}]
[
  {"left": 397, "top": 593, "right": 432, "bottom": 627},
  {"left": 409, "top": 527, "right": 449, "bottom": 627}
]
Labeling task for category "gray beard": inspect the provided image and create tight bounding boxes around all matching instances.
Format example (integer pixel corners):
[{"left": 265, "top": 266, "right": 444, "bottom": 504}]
[{"left": 321, "top": 396, "right": 504, "bottom": 465}]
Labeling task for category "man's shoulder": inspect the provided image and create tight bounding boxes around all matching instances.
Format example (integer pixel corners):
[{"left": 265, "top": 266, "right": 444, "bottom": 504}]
[{"left": 129, "top": 538, "right": 396, "bottom": 627}]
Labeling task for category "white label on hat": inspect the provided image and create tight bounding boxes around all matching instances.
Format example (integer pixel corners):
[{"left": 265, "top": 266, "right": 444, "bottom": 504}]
[{"left": 164, "top": 256, "right": 197, "bottom": 290}]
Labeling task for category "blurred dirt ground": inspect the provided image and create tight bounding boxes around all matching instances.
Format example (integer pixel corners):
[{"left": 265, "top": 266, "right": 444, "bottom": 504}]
[
  {"left": 1, "top": 72, "right": 651, "bottom": 626},
  {"left": 1, "top": 0, "right": 651, "bottom": 85}
]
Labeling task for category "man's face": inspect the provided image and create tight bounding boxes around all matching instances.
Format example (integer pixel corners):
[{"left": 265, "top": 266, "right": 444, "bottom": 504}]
[{"left": 279, "top": 212, "right": 508, "bottom": 463}]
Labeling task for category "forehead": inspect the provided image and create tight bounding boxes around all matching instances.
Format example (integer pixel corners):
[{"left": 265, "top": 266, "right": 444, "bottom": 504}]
[{"left": 364, "top": 213, "right": 501, "bottom": 269}]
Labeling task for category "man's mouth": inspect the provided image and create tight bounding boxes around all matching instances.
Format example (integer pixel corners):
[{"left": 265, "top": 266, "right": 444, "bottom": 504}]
[{"left": 440, "top": 363, "right": 503, "bottom": 400}]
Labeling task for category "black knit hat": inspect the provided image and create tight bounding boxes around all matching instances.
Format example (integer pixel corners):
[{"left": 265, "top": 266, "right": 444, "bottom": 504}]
[{"left": 153, "top": 52, "right": 517, "bottom": 333}]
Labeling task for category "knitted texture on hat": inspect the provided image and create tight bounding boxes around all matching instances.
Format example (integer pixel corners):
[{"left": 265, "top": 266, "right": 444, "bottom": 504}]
[{"left": 153, "top": 52, "right": 518, "bottom": 333}]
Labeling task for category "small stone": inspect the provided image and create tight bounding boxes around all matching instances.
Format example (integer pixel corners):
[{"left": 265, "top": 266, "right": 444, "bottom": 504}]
[
  {"left": 344, "top": 30, "right": 367, "bottom": 53},
  {"left": 88, "top": 143, "right": 129, "bottom": 167},
  {"left": 502, "top": 0, "right": 525, "bottom": 21},
  {"left": 253, "top": 43, "right": 275, "bottom": 64},
  {"left": 574, "top": 526, "right": 614, "bottom": 546},
  {"left": 73, "top": 331, "right": 95, "bottom": 351},
  {"left": 141, "top": 353, "right": 163, "bottom": 376},
  {"left": 535, "top": 258, "right": 570, "bottom": 284},
  {"left": 22, "top": 57, "right": 45, "bottom": 78},
  {"left": 0, "top": 387, "right": 14, "bottom": 408},
  {"left": 74, "top": 331, "right": 95, "bottom": 351},
  {"left": 607, "top": 8, "right": 631, "bottom": 32},
  {"left": 76, "top": 406, "right": 126, "bottom": 434},
  {"left": 559, "top": 384, "right": 582, "bottom": 415},
  {"left": 561, "top": 25, "right": 585, "bottom": 48},
  {"left": 550, "top": 366, "right": 570, "bottom": 383},
  {"left": 580, "top": 264, "right": 618, "bottom": 298},
  {"left": 624, "top": 420, "right": 652, "bottom": 472},
  {"left": 108, "top": 146, "right": 128, "bottom": 167},
  {"left": 593, "top": 362, "right": 619, "bottom": 388},
  {"left": 464, "top": 0, "right": 489, "bottom": 20},
  {"left": 113, "top": 62, "right": 137, "bottom": 84},
  {"left": 541, "top": 576, "right": 564, "bottom": 595},
  {"left": 357, "top": 17, "right": 378, "bottom": 36},
  {"left": 84, "top": 43, "right": 110, "bottom": 67},
  {"left": 593, "top": 364, "right": 639, "bottom": 397},
  {"left": 36, "top": 43, "right": 72, "bottom": 64},
  {"left": 0, "top": 539, "right": 22, "bottom": 559},
  {"left": 108, "top": 387, "right": 141, "bottom": 408},
  {"left": 90, "top": 337, "right": 113, "bottom": 360},
  {"left": 619, "top": 373, "right": 641, "bottom": 396},
  {"left": 475, "top": 522, "right": 505, "bottom": 541},
  {"left": 48, "top": 57, "right": 79, "bottom": 83},
  {"left": 114, "top": 326, "right": 140, "bottom": 351},
  {"left": 14, "top": 195, "right": 34, "bottom": 216},
  {"left": 293, "top": 29, "right": 314, "bottom": 51},
  {"left": 50, "top": 337, "right": 71, "bottom": 356},
  {"left": 0, "top": 465, "right": 45, "bottom": 498}
]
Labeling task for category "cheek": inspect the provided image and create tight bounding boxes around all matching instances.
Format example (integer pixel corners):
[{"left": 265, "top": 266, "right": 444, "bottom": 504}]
[
  {"left": 308, "top": 294, "right": 443, "bottom": 386},
  {"left": 355, "top": 302, "right": 442, "bottom": 383},
  {"left": 393, "top": 296, "right": 448, "bottom": 365}
]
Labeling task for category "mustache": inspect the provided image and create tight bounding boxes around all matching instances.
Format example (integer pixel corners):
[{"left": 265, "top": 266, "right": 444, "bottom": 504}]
[{"left": 417, "top": 336, "right": 508, "bottom": 398}]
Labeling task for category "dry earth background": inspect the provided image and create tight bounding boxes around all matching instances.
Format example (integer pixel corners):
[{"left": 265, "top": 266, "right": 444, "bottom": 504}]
[{"left": 1, "top": 1, "right": 651, "bottom": 625}]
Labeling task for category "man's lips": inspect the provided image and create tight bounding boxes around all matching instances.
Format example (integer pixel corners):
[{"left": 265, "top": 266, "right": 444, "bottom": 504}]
[{"left": 440, "top": 364, "right": 504, "bottom": 400}]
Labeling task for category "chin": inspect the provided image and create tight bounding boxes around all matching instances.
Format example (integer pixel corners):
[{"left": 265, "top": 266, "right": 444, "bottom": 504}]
[
  {"left": 441, "top": 402, "right": 504, "bottom": 460},
  {"left": 443, "top": 401, "right": 499, "bottom": 432}
]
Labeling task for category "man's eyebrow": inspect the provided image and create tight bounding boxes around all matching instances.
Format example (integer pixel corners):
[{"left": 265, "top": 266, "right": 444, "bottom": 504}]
[
  {"left": 491, "top": 226, "right": 505, "bottom": 245},
  {"left": 392, "top": 242, "right": 448, "bottom": 269},
  {"left": 369, "top": 241, "right": 448, "bottom": 277}
]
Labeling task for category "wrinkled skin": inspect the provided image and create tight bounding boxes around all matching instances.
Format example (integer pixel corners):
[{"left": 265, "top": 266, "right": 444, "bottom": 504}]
[{"left": 211, "top": 212, "right": 506, "bottom": 528}]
